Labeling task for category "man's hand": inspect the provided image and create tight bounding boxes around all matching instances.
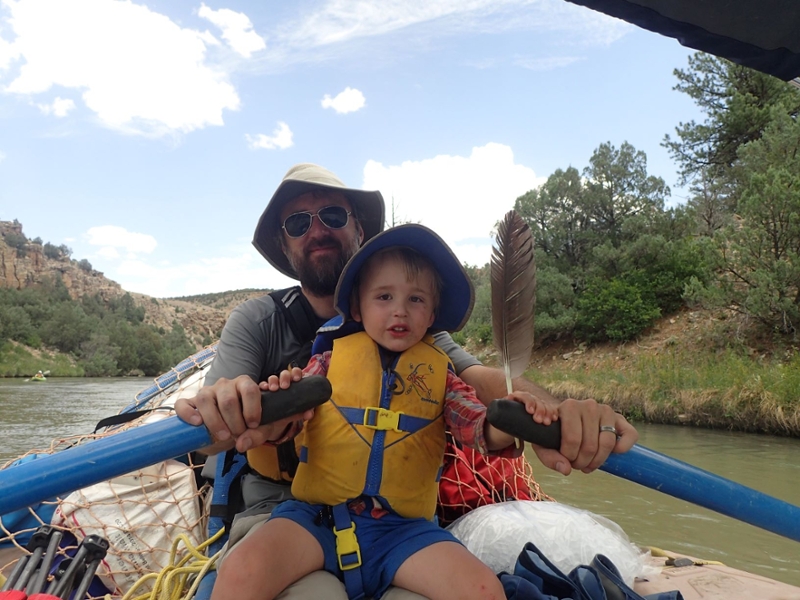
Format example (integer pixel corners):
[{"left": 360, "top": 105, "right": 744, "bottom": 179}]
[
  {"left": 536, "top": 398, "right": 637, "bottom": 475},
  {"left": 175, "top": 374, "right": 313, "bottom": 454},
  {"left": 458, "top": 364, "right": 638, "bottom": 476}
]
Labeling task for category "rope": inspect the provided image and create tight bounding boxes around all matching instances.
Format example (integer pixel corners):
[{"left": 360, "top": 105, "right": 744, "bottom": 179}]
[{"left": 108, "top": 528, "right": 226, "bottom": 600}]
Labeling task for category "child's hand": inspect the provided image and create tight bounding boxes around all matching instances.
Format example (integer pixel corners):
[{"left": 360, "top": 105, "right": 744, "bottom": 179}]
[
  {"left": 507, "top": 391, "right": 559, "bottom": 426},
  {"left": 265, "top": 367, "right": 304, "bottom": 393}
]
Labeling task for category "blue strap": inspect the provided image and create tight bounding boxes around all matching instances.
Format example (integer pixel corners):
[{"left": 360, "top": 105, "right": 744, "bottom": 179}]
[
  {"left": 338, "top": 406, "right": 432, "bottom": 434},
  {"left": 311, "top": 316, "right": 363, "bottom": 356},
  {"left": 331, "top": 503, "right": 365, "bottom": 600}
]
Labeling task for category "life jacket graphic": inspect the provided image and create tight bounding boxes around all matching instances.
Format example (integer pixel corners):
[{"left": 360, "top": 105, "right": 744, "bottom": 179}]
[{"left": 405, "top": 362, "right": 437, "bottom": 403}]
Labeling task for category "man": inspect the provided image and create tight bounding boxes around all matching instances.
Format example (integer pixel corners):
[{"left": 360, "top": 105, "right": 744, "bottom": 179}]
[{"left": 176, "top": 163, "right": 637, "bottom": 599}]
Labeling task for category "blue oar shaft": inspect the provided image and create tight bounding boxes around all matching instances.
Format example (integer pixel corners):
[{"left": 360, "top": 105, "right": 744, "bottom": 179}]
[
  {"left": 0, "top": 417, "right": 210, "bottom": 516},
  {"left": 601, "top": 445, "right": 800, "bottom": 543},
  {"left": 487, "top": 400, "right": 800, "bottom": 543}
]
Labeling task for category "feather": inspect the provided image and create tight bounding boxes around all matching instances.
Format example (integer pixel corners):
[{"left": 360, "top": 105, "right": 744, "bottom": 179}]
[{"left": 491, "top": 210, "right": 536, "bottom": 394}]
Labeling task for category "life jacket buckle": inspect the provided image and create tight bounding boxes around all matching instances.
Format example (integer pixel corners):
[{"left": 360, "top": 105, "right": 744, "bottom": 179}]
[
  {"left": 362, "top": 407, "right": 404, "bottom": 432},
  {"left": 333, "top": 521, "right": 362, "bottom": 571}
]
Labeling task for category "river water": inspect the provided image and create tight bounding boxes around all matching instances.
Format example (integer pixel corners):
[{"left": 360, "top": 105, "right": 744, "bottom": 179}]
[{"left": 1, "top": 377, "right": 799, "bottom": 587}]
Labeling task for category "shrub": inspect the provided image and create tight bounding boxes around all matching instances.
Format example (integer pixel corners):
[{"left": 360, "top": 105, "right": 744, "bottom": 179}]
[
  {"left": 576, "top": 278, "right": 660, "bottom": 342},
  {"left": 78, "top": 258, "right": 93, "bottom": 272},
  {"left": 5, "top": 232, "right": 27, "bottom": 257},
  {"left": 43, "top": 243, "right": 61, "bottom": 259}
]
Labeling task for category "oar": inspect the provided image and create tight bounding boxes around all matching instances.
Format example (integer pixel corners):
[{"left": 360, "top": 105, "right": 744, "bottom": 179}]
[
  {"left": 488, "top": 399, "right": 800, "bottom": 543},
  {"left": 0, "top": 376, "right": 332, "bottom": 517}
]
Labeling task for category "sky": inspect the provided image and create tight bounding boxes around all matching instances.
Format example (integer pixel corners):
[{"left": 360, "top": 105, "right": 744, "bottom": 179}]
[{"left": 0, "top": 0, "right": 703, "bottom": 299}]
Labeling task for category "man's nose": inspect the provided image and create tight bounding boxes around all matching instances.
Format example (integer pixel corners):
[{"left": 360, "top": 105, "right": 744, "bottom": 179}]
[{"left": 305, "top": 214, "right": 328, "bottom": 237}]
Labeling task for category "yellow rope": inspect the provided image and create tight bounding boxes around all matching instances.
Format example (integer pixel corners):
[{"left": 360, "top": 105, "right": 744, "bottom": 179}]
[{"left": 104, "top": 528, "right": 226, "bottom": 600}]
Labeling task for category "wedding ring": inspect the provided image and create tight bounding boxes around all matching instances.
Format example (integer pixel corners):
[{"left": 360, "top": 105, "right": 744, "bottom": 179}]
[{"left": 599, "top": 425, "right": 618, "bottom": 435}]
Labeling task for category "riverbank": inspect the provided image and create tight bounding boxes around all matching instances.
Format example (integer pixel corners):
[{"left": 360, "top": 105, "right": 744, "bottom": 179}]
[{"left": 0, "top": 340, "right": 84, "bottom": 377}]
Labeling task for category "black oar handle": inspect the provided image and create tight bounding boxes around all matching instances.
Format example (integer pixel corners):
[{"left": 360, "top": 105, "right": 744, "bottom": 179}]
[
  {"left": 259, "top": 375, "right": 332, "bottom": 424},
  {"left": 487, "top": 399, "right": 562, "bottom": 450}
]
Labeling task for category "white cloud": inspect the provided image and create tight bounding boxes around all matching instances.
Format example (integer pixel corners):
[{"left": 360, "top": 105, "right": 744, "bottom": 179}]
[
  {"left": 85, "top": 225, "right": 157, "bottom": 256},
  {"left": 197, "top": 3, "right": 265, "bottom": 58},
  {"left": 0, "top": 151, "right": 5, "bottom": 163},
  {"left": 0, "top": 27, "right": 16, "bottom": 70},
  {"left": 266, "top": 0, "right": 629, "bottom": 67},
  {"left": 112, "top": 250, "right": 295, "bottom": 298},
  {"left": 1, "top": 0, "right": 240, "bottom": 135},
  {"left": 96, "top": 246, "right": 120, "bottom": 259},
  {"left": 321, "top": 86, "right": 365, "bottom": 114},
  {"left": 36, "top": 96, "right": 76, "bottom": 117},
  {"left": 363, "top": 142, "right": 544, "bottom": 268},
  {"left": 246, "top": 121, "right": 294, "bottom": 150}
]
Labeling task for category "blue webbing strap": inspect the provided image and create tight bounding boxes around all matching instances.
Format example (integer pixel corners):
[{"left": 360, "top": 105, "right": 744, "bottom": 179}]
[
  {"left": 331, "top": 502, "right": 365, "bottom": 600},
  {"left": 338, "top": 407, "right": 432, "bottom": 434},
  {"left": 194, "top": 451, "right": 250, "bottom": 600}
]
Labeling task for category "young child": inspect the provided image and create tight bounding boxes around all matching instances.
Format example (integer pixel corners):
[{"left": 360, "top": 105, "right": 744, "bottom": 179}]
[{"left": 212, "top": 224, "right": 558, "bottom": 600}]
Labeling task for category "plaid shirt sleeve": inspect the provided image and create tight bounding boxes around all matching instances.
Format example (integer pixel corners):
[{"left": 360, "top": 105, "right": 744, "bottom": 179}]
[
  {"left": 303, "top": 351, "right": 331, "bottom": 377},
  {"left": 443, "top": 370, "right": 520, "bottom": 458}
]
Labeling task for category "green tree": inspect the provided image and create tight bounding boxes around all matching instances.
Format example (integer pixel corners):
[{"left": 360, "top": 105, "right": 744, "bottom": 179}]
[
  {"left": 39, "top": 303, "right": 96, "bottom": 353},
  {"left": 582, "top": 141, "right": 669, "bottom": 250},
  {"left": 663, "top": 52, "right": 800, "bottom": 186},
  {"left": 161, "top": 321, "right": 196, "bottom": 368},
  {"left": 0, "top": 305, "right": 37, "bottom": 345},
  {"left": 515, "top": 167, "right": 590, "bottom": 273},
  {"left": 685, "top": 167, "right": 736, "bottom": 236},
  {"left": 135, "top": 326, "right": 165, "bottom": 375},
  {"left": 688, "top": 112, "right": 800, "bottom": 334},
  {"left": 80, "top": 333, "right": 120, "bottom": 376},
  {"left": 533, "top": 265, "right": 577, "bottom": 343}
]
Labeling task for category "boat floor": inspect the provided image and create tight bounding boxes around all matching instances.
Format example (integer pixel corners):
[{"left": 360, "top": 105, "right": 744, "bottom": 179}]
[{"left": 633, "top": 550, "right": 800, "bottom": 600}]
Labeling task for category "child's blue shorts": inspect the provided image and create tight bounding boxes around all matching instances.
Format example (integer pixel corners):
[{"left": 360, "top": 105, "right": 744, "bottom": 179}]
[{"left": 270, "top": 499, "right": 460, "bottom": 598}]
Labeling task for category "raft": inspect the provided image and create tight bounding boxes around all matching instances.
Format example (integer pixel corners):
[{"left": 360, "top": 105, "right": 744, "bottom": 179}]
[{"left": 0, "top": 346, "right": 798, "bottom": 600}]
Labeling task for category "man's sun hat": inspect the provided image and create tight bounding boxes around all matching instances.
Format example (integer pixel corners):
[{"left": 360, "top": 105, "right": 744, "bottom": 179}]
[
  {"left": 334, "top": 224, "right": 475, "bottom": 332},
  {"left": 253, "top": 163, "right": 386, "bottom": 279}
]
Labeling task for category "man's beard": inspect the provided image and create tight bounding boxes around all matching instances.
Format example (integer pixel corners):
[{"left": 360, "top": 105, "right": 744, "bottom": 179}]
[{"left": 287, "top": 234, "right": 361, "bottom": 296}]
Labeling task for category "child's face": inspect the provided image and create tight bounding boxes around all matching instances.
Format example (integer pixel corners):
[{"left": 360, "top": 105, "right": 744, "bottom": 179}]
[{"left": 352, "top": 254, "right": 437, "bottom": 353}]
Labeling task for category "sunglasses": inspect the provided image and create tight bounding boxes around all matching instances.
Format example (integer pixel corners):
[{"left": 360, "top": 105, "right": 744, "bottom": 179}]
[{"left": 282, "top": 205, "right": 352, "bottom": 238}]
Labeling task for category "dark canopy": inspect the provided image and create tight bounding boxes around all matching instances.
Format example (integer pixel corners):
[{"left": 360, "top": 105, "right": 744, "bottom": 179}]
[{"left": 565, "top": 0, "right": 800, "bottom": 83}]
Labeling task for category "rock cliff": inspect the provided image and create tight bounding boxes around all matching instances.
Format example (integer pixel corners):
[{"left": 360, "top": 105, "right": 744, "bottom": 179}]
[{"left": 0, "top": 219, "right": 260, "bottom": 348}]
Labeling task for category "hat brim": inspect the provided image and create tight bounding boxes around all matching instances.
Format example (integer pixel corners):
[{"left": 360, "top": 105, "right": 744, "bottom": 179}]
[
  {"left": 334, "top": 224, "right": 475, "bottom": 332},
  {"left": 252, "top": 179, "right": 385, "bottom": 279}
]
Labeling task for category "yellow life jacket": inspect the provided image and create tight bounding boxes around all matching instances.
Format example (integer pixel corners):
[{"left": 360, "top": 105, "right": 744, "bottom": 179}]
[{"left": 291, "top": 331, "right": 450, "bottom": 520}]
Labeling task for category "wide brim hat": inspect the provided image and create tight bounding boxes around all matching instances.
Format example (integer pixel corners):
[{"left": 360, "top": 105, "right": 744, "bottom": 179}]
[
  {"left": 253, "top": 163, "right": 386, "bottom": 279},
  {"left": 334, "top": 224, "right": 475, "bottom": 332}
]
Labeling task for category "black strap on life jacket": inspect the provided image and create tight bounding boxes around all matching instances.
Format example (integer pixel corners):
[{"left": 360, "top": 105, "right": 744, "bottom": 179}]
[
  {"left": 267, "top": 287, "right": 320, "bottom": 478},
  {"left": 269, "top": 286, "right": 318, "bottom": 362}
]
